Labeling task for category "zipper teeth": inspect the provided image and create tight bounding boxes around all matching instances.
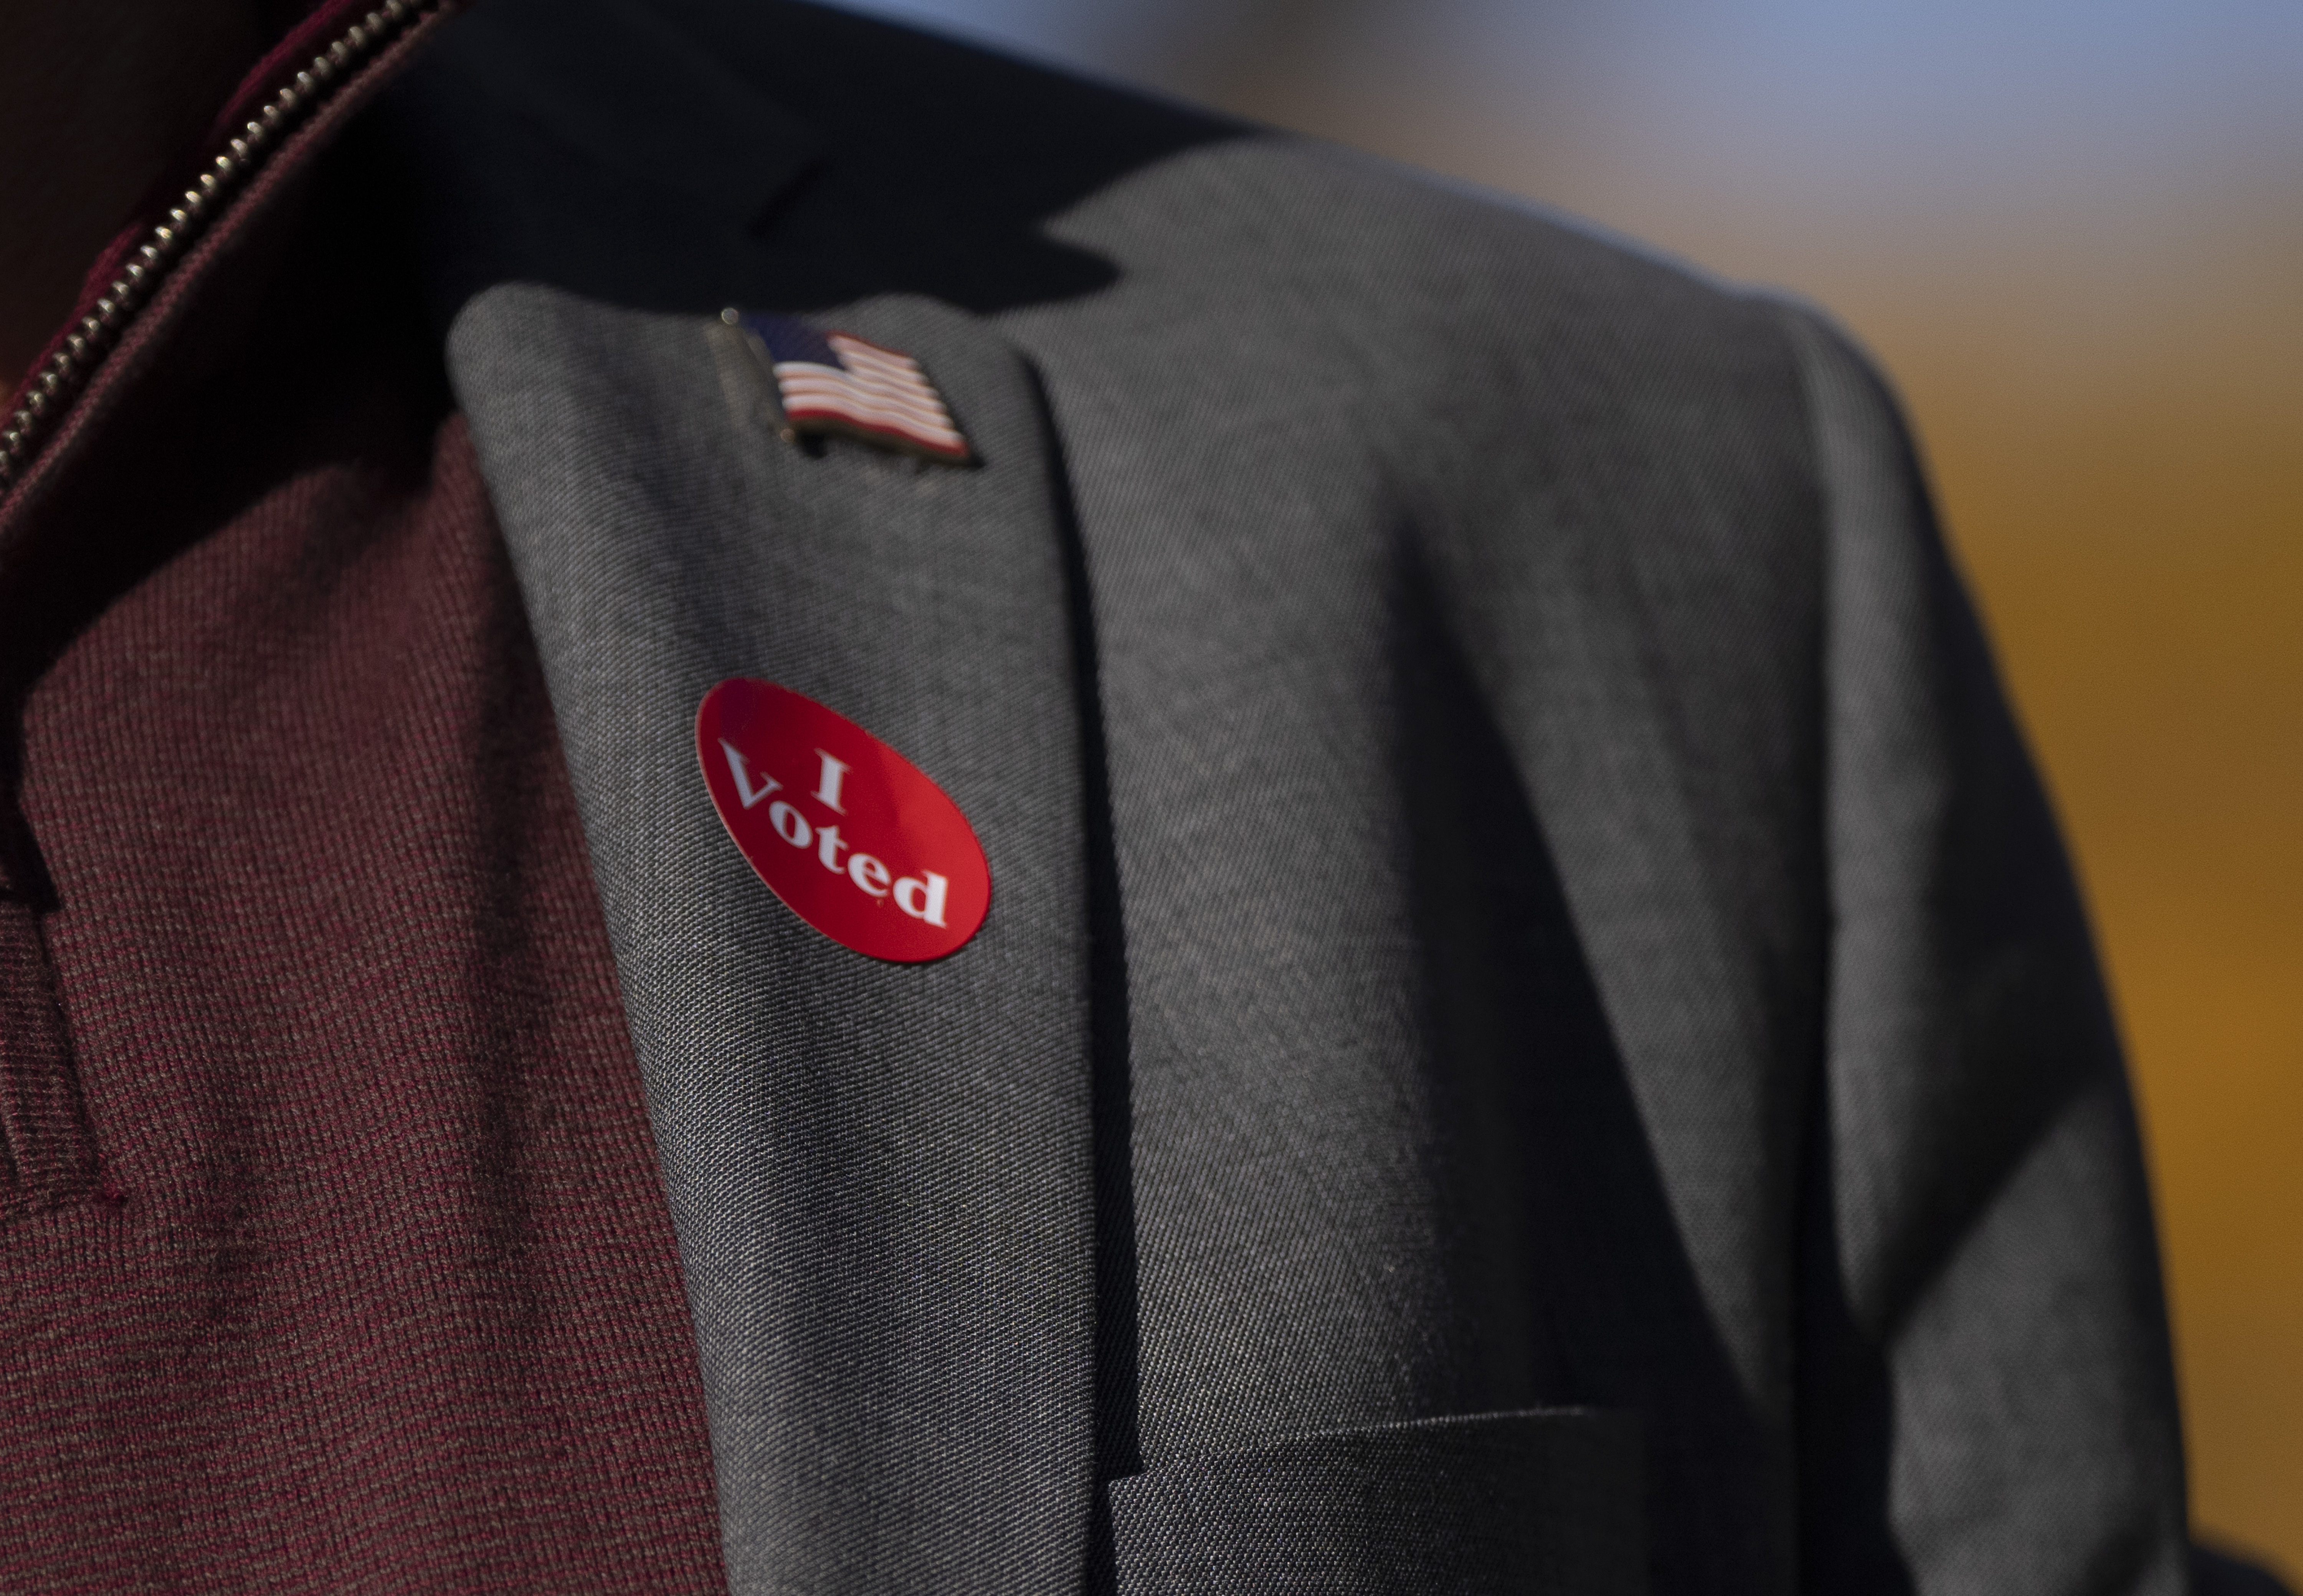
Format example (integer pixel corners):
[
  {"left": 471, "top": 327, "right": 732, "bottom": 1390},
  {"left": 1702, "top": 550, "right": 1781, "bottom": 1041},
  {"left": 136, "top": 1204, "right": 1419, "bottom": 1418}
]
[{"left": 0, "top": 0, "right": 435, "bottom": 490}]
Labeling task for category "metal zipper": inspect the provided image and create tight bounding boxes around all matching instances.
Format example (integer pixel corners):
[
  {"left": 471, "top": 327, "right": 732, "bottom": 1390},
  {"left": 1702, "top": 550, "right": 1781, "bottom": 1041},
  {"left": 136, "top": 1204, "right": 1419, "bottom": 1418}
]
[{"left": 0, "top": 0, "right": 439, "bottom": 491}]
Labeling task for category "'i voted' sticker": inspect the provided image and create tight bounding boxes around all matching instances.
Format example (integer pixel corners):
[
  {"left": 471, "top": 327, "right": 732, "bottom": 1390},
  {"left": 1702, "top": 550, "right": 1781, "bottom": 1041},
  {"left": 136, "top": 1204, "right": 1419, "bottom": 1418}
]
[{"left": 696, "top": 679, "right": 991, "bottom": 963}]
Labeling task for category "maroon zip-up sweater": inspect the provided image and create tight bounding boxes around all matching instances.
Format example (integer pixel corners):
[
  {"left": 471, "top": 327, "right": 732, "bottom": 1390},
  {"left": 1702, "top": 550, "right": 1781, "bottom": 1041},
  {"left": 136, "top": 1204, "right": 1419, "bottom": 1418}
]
[{"left": 0, "top": 3, "right": 729, "bottom": 1584}]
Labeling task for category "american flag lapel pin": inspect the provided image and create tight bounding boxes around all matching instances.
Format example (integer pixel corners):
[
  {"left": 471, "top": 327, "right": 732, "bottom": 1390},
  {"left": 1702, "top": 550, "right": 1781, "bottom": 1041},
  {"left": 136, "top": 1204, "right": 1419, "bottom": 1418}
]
[{"left": 722, "top": 309, "right": 974, "bottom": 465}]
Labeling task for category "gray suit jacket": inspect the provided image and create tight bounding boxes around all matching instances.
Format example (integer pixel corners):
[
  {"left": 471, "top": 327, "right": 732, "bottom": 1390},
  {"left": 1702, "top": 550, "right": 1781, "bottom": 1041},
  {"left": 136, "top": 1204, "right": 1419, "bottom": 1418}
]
[{"left": 371, "top": 0, "right": 2191, "bottom": 1590}]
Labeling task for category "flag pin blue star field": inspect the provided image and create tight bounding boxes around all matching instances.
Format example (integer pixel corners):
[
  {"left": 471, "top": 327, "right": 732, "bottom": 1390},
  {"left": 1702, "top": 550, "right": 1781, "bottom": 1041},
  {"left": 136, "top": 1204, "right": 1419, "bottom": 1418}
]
[{"left": 723, "top": 309, "right": 973, "bottom": 465}]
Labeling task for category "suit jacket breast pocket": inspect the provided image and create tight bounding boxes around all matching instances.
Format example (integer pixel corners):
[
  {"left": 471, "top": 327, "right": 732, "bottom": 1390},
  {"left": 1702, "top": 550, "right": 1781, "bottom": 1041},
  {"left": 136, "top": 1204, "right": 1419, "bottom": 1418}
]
[{"left": 1106, "top": 1408, "right": 1645, "bottom": 1596}]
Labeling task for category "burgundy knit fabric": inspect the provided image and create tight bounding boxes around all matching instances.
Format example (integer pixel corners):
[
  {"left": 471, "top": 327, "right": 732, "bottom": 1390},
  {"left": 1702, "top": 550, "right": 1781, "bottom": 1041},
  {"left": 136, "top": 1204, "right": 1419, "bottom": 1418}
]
[
  {"left": 0, "top": 143, "right": 729, "bottom": 1589},
  {"left": 0, "top": 893, "right": 94, "bottom": 1223}
]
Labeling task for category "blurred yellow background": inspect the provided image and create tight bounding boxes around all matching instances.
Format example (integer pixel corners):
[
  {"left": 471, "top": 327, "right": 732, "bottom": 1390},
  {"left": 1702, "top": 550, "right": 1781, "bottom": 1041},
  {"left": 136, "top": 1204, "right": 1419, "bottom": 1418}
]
[{"left": 854, "top": 0, "right": 2302, "bottom": 1567}]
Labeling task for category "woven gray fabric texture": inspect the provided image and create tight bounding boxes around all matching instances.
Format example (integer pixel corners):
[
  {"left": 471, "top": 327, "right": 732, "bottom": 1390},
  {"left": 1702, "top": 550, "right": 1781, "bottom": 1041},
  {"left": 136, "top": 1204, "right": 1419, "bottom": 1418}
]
[
  {"left": 405, "top": 0, "right": 2191, "bottom": 1590},
  {"left": 1791, "top": 305, "right": 2188, "bottom": 1592},
  {"left": 451, "top": 287, "right": 1098, "bottom": 1594}
]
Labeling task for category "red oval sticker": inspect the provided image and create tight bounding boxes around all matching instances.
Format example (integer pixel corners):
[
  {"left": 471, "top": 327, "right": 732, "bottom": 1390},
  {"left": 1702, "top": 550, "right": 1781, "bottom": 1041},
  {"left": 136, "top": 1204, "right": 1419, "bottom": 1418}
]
[{"left": 697, "top": 679, "right": 991, "bottom": 963}]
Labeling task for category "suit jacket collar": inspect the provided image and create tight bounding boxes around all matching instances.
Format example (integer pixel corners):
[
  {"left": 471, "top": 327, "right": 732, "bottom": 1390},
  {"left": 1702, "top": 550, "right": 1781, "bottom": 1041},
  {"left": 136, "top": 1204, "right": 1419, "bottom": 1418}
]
[{"left": 420, "top": 0, "right": 824, "bottom": 231}]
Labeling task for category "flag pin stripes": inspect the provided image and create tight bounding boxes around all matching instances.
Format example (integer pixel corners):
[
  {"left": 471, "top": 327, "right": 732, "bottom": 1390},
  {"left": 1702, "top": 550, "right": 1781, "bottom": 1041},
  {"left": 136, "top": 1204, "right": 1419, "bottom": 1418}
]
[{"left": 724, "top": 309, "right": 973, "bottom": 465}]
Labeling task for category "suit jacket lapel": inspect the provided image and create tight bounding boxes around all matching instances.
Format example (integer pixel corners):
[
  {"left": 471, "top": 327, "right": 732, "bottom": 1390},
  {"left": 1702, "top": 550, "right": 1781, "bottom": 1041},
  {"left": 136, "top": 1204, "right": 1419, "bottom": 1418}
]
[{"left": 447, "top": 286, "right": 1097, "bottom": 1594}]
